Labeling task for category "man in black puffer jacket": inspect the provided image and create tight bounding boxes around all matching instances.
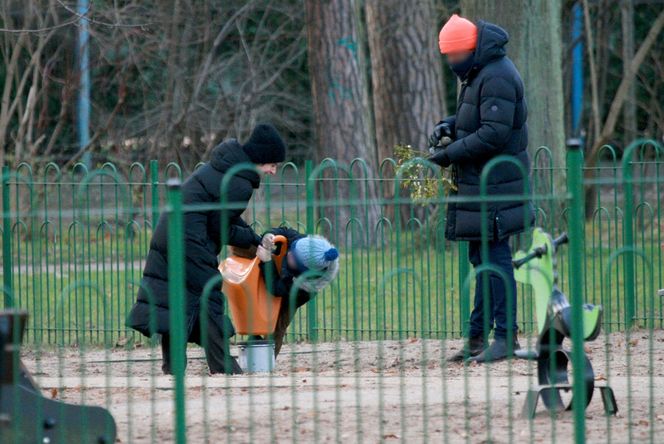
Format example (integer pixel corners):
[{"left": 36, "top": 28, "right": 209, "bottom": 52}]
[
  {"left": 127, "top": 124, "right": 287, "bottom": 374},
  {"left": 429, "top": 15, "right": 534, "bottom": 363}
]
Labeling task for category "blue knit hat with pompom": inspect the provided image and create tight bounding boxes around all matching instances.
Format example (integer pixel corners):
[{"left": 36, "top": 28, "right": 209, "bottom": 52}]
[{"left": 292, "top": 235, "right": 339, "bottom": 271}]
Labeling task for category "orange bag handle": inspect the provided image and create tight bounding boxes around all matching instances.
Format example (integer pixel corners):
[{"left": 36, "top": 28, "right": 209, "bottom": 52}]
[{"left": 271, "top": 235, "right": 288, "bottom": 273}]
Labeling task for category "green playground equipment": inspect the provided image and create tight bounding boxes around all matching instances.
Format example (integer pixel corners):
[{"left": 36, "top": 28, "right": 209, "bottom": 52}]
[{"left": 513, "top": 228, "right": 617, "bottom": 418}]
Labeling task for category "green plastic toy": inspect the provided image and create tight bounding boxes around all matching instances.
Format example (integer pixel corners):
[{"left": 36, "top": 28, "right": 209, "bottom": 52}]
[{"left": 513, "top": 228, "right": 617, "bottom": 418}]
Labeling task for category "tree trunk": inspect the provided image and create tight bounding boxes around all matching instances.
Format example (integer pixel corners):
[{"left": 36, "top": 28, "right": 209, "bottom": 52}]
[
  {"left": 460, "top": 0, "right": 566, "bottom": 191},
  {"left": 304, "top": 0, "right": 380, "bottom": 246},
  {"left": 365, "top": 0, "right": 447, "bottom": 224},
  {"left": 365, "top": 0, "right": 446, "bottom": 159}
]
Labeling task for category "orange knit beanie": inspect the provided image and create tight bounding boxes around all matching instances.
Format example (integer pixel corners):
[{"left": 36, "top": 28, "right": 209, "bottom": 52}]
[{"left": 438, "top": 14, "right": 478, "bottom": 54}]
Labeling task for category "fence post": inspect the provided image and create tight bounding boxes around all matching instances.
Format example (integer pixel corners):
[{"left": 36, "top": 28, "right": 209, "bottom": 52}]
[
  {"left": 458, "top": 242, "right": 470, "bottom": 337},
  {"left": 150, "top": 160, "right": 160, "bottom": 228},
  {"left": 2, "top": 165, "right": 12, "bottom": 308},
  {"left": 566, "top": 138, "right": 586, "bottom": 444},
  {"left": 622, "top": 152, "right": 636, "bottom": 328},
  {"left": 167, "top": 178, "right": 187, "bottom": 444},
  {"left": 305, "top": 160, "right": 318, "bottom": 342}
]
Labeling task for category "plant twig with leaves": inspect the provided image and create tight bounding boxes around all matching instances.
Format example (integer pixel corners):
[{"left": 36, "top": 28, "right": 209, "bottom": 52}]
[{"left": 394, "top": 144, "right": 457, "bottom": 204}]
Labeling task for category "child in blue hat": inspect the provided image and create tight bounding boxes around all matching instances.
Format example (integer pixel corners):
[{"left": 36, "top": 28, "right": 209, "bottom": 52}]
[{"left": 255, "top": 227, "right": 339, "bottom": 356}]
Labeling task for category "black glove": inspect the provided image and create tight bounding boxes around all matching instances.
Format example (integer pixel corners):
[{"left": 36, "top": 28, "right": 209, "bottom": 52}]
[
  {"left": 428, "top": 149, "right": 451, "bottom": 168},
  {"left": 428, "top": 122, "right": 454, "bottom": 148}
]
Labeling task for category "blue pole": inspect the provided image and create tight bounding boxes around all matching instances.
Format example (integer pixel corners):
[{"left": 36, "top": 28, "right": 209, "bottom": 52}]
[
  {"left": 571, "top": 1, "right": 584, "bottom": 137},
  {"left": 77, "top": 0, "right": 91, "bottom": 167}
]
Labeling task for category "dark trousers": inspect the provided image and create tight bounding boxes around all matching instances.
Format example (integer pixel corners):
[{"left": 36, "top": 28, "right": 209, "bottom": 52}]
[
  {"left": 468, "top": 237, "right": 518, "bottom": 339},
  {"left": 272, "top": 301, "right": 299, "bottom": 357},
  {"left": 161, "top": 312, "right": 241, "bottom": 375}
]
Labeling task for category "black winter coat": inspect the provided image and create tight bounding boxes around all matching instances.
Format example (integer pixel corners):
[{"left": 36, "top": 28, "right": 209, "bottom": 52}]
[
  {"left": 127, "top": 140, "right": 262, "bottom": 339},
  {"left": 434, "top": 21, "right": 534, "bottom": 241}
]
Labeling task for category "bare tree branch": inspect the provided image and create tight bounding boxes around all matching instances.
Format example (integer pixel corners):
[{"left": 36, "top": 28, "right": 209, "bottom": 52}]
[
  {"left": 54, "top": 0, "right": 152, "bottom": 29},
  {"left": 587, "top": 8, "right": 664, "bottom": 163},
  {"left": 582, "top": 0, "right": 602, "bottom": 143}
]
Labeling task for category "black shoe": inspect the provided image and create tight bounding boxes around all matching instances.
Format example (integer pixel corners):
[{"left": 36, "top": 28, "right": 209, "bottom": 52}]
[
  {"left": 224, "top": 357, "right": 244, "bottom": 375},
  {"left": 209, "top": 358, "right": 243, "bottom": 375},
  {"left": 447, "top": 336, "right": 485, "bottom": 362},
  {"left": 208, "top": 352, "right": 244, "bottom": 375},
  {"left": 469, "top": 337, "right": 520, "bottom": 363}
]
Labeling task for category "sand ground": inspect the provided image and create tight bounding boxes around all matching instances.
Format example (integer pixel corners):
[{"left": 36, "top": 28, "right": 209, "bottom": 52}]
[{"left": 20, "top": 330, "right": 664, "bottom": 443}]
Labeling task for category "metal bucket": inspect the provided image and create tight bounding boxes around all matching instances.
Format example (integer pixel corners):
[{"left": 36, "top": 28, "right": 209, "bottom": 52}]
[{"left": 237, "top": 340, "right": 275, "bottom": 373}]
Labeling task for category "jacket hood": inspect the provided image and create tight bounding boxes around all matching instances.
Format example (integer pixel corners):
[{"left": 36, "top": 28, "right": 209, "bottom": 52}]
[
  {"left": 209, "top": 139, "right": 261, "bottom": 188},
  {"left": 468, "top": 21, "right": 509, "bottom": 77}
]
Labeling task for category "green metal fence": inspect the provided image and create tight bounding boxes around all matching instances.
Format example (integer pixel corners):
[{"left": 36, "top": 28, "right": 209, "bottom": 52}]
[
  {"left": 1, "top": 145, "right": 662, "bottom": 344},
  {"left": 1, "top": 139, "right": 662, "bottom": 443}
]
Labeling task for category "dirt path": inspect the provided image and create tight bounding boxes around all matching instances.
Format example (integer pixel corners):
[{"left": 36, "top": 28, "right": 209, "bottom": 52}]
[{"left": 21, "top": 330, "right": 664, "bottom": 443}]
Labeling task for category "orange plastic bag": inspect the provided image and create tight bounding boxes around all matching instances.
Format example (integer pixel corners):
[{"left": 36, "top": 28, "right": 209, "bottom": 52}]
[{"left": 220, "top": 235, "right": 287, "bottom": 335}]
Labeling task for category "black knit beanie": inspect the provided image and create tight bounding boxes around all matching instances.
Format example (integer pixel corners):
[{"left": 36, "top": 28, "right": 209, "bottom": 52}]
[{"left": 242, "top": 124, "right": 286, "bottom": 164}]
